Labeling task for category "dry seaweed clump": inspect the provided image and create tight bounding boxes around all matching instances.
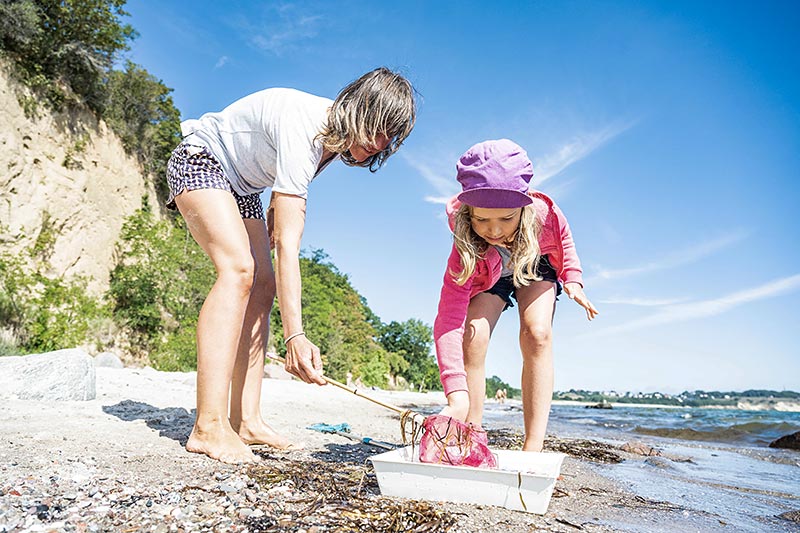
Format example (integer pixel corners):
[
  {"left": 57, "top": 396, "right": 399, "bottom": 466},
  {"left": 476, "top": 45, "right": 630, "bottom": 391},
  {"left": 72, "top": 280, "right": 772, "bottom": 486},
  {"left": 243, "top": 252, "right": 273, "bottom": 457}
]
[
  {"left": 488, "top": 428, "right": 623, "bottom": 464},
  {"left": 244, "top": 454, "right": 456, "bottom": 532}
]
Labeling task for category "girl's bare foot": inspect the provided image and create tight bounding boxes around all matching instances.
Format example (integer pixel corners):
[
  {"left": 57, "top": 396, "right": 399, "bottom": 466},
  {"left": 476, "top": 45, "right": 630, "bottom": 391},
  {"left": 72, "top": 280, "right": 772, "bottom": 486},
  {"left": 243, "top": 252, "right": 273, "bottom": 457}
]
[
  {"left": 522, "top": 440, "right": 544, "bottom": 452},
  {"left": 186, "top": 424, "right": 258, "bottom": 463},
  {"left": 235, "top": 420, "right": 305, "bottom": 450}
]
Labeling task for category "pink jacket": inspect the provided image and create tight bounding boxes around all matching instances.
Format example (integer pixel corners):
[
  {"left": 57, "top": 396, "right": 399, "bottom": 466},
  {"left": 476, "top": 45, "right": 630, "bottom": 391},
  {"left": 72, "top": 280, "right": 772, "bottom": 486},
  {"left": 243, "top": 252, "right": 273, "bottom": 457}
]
[{"left": 433, "top": 191, "right": 584, "bottom": 395}]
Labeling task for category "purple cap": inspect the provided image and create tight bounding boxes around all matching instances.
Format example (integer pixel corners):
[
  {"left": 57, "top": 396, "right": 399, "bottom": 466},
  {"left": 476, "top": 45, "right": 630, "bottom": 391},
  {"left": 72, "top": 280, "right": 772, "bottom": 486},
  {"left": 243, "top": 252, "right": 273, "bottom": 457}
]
[{"left": 456, "top": 139, "right": 534, "bottom": 208}]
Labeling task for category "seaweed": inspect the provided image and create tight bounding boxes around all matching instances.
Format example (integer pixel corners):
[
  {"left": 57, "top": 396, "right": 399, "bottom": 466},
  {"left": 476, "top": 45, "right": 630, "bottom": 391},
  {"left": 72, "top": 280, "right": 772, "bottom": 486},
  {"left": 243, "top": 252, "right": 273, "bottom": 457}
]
[
  {"left": 487, "top": 428, "right": 624, "bottom": 464},
  {"left": 245, "top": 453, "right": 456, "bottom": 532}
]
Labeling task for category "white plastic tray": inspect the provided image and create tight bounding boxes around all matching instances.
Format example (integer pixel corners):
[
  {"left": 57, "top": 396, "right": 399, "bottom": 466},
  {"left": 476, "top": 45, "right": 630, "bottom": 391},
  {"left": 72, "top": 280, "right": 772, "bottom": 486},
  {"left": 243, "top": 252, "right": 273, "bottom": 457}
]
[{"left": 369, "top": 445, "right": 566, "bottom": 514}]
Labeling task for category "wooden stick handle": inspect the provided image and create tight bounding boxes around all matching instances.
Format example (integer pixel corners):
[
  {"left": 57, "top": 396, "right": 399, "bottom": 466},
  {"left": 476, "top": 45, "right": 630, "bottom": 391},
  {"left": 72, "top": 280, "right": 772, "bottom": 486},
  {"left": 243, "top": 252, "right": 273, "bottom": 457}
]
[{"left": 268, "top": 354, "right": 426, "bottom": 424}]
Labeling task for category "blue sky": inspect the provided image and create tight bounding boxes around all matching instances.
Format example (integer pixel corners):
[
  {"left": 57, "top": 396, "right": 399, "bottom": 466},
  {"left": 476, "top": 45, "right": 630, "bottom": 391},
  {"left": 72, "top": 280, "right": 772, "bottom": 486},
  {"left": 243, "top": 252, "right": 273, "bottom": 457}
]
[{"left": 123, "top": 0, "right": 800, "bottom": 394}]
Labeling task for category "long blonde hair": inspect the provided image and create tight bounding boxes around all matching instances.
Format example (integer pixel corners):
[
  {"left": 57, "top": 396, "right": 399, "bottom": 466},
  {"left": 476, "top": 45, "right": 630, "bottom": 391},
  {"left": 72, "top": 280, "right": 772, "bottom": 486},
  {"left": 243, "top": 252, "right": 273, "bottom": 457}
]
[
  {"left": 319, "top": 67, "right": 417, "bottom": 171},
  {"left": 451, "top": 204, "right": 542, "bottom": 287}
]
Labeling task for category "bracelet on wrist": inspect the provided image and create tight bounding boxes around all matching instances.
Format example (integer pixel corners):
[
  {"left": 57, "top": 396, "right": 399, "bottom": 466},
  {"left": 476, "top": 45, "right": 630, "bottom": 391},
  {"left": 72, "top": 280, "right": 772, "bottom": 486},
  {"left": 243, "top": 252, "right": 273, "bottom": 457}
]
[{"left": 284, "top": 331, "right": 306, "bottom": 345}]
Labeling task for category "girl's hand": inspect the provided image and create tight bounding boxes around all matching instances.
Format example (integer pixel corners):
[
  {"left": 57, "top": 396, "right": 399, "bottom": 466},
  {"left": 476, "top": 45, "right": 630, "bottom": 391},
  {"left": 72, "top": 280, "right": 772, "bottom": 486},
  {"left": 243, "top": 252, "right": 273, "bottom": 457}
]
[
  {"left": 563, "top": 282, "right": 599, "bottom": 321},
  {"left": 284, "top": 335, "right": 327, "bottom": 385},
  {"left": 440, "top": 390, "right": 469, "bottom": 421}
]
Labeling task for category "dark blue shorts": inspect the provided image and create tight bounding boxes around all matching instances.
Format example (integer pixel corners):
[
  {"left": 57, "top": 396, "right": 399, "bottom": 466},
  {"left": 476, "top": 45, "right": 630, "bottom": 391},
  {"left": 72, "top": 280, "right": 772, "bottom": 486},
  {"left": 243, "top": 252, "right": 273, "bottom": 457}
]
[
  {"left": 165, "top": 141, "right": 265, "bottom": 220},
  {"left": 485, "top": 255, "right": 562, "bottom": 311}
]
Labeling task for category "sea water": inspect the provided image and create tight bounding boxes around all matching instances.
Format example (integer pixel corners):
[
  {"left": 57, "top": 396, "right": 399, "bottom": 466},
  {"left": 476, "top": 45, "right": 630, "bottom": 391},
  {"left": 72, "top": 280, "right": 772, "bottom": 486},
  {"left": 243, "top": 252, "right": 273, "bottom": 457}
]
[{"left": 483, "top": 402, "right": 800, "bottom": 532}]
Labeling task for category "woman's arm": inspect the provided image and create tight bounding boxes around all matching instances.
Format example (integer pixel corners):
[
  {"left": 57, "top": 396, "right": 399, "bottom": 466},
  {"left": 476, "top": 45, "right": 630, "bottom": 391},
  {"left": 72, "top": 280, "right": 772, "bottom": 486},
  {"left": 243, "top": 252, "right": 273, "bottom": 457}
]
[{"left": 270, "top": 192, "right": 326, "bottom": 385}]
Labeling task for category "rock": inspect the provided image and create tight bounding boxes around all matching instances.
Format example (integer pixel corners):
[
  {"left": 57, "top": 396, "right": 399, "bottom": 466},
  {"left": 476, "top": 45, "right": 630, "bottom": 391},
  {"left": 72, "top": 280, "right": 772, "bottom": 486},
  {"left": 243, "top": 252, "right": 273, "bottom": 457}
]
[
  {"left": 586, "top": 401, "right": 612, "bottom": 409},
  {"left": 778, "top": 510, "right": 800, "bottom": 523},
  {"left": 643, "top": 456, "right": 674, "bottom": 469},
  {"left": 621, "top": 441, "right": 661, "bottom": 456},
  {"left": 0, "top": 348, "right": 96, "bottom": 400},
  {"left": 93, "top": 352, "right": 123, "bottom": 368},
  {"left": 769, "top": 431, "right": 800, "bottom": 451}
]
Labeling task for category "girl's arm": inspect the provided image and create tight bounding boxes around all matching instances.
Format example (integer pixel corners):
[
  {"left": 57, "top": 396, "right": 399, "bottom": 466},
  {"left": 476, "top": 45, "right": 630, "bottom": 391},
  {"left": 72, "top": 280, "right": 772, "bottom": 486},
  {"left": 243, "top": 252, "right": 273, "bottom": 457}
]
[
  {"left": 550, "top": 201, "right": 583, "bottom": 286},
  {"left": 271, "top": 192, "right": 327, "bottom": 385},
  {"left": 551, "top": 202, "right": 599, "bottom": 321},
  {"left": 433, "top": 245, "right": 474, "bottom": 395}
]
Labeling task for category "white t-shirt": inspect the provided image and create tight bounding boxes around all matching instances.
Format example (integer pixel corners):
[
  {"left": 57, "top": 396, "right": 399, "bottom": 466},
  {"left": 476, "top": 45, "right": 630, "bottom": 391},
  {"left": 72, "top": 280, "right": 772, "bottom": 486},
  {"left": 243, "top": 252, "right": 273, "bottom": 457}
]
[{"left": 180, "top": 88, "right": 336, "bottom": 198}]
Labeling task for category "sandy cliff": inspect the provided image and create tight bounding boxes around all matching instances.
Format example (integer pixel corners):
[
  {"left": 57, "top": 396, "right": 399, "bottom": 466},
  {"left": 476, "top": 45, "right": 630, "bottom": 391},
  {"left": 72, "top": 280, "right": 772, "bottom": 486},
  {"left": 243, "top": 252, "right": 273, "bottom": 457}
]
[{"left": 0, "top": 63, "right": 159, "bottom": 295}]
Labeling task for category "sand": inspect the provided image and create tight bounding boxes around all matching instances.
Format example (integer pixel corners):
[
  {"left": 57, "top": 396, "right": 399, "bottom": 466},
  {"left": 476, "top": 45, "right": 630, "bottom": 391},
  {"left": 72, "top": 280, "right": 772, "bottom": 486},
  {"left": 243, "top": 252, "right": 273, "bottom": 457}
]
[{"left": 0, "top": 366, "right": 744, "bottom": 532}]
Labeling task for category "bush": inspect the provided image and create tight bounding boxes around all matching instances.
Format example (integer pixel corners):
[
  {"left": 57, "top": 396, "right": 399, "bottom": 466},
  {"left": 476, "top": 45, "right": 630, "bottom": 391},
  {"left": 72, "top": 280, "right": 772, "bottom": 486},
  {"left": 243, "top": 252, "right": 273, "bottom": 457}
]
[
  {"left": 0, "top": 242, "right": 109, "bottom": 354},
  {"left": 108, "top": 199, "right": 215, "bottom": 367}
]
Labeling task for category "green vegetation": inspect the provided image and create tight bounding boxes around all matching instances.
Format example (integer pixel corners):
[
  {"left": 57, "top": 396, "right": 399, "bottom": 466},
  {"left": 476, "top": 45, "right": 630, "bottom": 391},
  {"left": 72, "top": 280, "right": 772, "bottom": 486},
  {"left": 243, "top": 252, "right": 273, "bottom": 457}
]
[
  {"left": 104, "top": 61, "right": 182, "bottom": 201},
  {"left": 270, "top": 250, "right": 441, "bottom": 390},
  {"left": 485, "top": 375, "right": 521, "bottom": 400},
  {"left": 0, "top": 0, "right": 135, "bottom": 112},
  {"left": 0, "top": 226, "right": 109, "bottom": 354},
  {"left": 0, "top": 1, "right": 443, "bottom": 392},
  {"left": 0, "top": 0, "right": 181, "bottom": 204},
  {"left": 377, "top": 318, "right": 440, "bottom": 391},
  {"left": 108, "top": 198, "right": 215, "bottom": 370}
]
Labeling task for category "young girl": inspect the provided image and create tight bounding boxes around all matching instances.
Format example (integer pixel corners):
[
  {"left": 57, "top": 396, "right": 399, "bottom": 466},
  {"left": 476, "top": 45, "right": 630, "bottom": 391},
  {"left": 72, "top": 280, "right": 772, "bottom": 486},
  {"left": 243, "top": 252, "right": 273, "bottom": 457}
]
[
  {"left": 433, "top": 139, "right": 598, "bottom": 453},
  {"left": 167, "top": 67, "right": 416, "bottom": 463}
]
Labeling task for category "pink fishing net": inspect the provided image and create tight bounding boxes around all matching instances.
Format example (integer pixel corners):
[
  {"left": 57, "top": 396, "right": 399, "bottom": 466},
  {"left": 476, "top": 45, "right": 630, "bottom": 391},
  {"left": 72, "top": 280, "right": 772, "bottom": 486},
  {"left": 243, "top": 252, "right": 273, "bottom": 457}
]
[{"left": 418, "top": 415, "right": 498, "bottom": 468}]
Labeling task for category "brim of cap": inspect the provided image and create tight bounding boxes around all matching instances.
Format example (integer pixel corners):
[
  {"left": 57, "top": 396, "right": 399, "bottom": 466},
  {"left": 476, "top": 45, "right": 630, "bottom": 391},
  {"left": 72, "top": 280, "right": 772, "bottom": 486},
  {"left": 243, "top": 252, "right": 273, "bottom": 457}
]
[{"left": 457, "top": 189, "right": 533, "bottom": 209}]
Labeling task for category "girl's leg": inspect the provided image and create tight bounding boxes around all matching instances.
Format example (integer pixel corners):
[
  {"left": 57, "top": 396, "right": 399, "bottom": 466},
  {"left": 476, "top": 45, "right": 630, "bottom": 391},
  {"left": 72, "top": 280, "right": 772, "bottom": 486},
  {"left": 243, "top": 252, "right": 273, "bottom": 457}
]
[
  {"left": 229, "top": 219, "right": 299, "bottom": 449},
  {"left": 174, "top": 189, "right": 257, "bottom": 464},
  {"left": 514, "top": 281, "right": 557, "bottom": 452},
  {"left": 462, "top": 292, "right": 505, "bottom": 427}
]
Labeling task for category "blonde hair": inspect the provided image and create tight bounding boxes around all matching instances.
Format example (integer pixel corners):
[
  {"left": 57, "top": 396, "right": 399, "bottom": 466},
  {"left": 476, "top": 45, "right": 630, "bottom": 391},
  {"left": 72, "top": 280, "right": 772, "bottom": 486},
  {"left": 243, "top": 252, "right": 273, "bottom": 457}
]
[
  {"left": 451, "top": 204, "right": 542, "bottom": 287},
  {"left": 319, "top": 67, "right": 417, "bottom": 171}
]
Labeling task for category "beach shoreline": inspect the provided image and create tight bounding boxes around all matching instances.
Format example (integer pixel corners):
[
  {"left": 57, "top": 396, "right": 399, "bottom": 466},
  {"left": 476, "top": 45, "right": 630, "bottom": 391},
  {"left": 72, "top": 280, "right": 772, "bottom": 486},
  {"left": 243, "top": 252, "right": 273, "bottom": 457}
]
[
  {"left": 549, "top": 399, "right": 800, "bottom": 412},
  {"left": 1, "top": 367, "right": 796, "bottom": 532}
]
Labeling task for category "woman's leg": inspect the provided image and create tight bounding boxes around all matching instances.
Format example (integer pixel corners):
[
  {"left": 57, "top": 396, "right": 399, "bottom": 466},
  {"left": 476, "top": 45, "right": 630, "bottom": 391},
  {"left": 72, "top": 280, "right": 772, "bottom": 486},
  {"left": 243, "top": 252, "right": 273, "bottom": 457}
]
[
  {"left": 174, "top": 189, "right": 257, "bottom": 463},
  {"left": 461, "top": 292, "right": 505, "bottom": 427},
  {"left": 514, "top": 281, "right": 557, "bottom": 452},
  {"left": 229, "top": 219, "right": 299, "bottom": 449}
]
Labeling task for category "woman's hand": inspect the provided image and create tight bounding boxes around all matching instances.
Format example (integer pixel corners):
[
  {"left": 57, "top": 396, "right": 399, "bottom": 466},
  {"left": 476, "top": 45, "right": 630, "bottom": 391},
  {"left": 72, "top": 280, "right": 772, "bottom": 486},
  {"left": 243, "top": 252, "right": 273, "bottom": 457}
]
[
  {"left": 563, "top": 282, "right": 599, "bottom": 321},
  {"left": 284, "top": 334, "right": 326, "bottom": 385}
]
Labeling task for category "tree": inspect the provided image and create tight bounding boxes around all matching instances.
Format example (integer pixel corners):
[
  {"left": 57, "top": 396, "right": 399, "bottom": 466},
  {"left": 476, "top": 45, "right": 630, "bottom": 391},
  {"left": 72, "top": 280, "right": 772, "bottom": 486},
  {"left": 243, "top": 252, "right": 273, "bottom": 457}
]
[
  {"left": 270, "top": 249, "right": 405, "bottom": 387},
  {"left": 104, "top": 61, "right": 181, "bottom": 202},
  {"left": 485, "top": 375, "right": 521, "bottom": 400},
  {"left": 377, "top": 318, "right": 441, "bottom": 391},
  {"left": 0, "top": 0, "right": 137, "bottom": 111}
]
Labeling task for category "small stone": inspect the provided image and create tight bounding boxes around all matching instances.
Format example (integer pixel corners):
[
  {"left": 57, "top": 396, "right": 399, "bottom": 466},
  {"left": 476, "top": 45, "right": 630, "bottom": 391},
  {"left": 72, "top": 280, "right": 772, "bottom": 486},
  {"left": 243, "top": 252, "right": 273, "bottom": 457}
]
[{"left": 218, "top": 483, "right": 236, "bottom": 494}]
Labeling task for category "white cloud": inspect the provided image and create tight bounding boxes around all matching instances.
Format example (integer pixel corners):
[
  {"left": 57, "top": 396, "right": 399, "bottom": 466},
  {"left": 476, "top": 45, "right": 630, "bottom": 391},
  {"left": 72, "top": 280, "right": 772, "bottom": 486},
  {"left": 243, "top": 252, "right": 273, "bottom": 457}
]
[
  {"left": 235, "top": 6, "right": 323, "bottom": 55},
  {"left": 586, "top": 230, "right": 750, "bottom": 284},
  {"left": 424, "top": 195, "right": 452, "bottom": 205},
  {"left": 597, "top": 297, "right": 690, "bottom": 306},
  {"left": 402, "top": 155, "right": 460, "bottom": 203},
  {"left": 533, "top": 121, "right": 636, "bottom": 185},
  {"left": 214, "top": 56, "right": 229, "bottom": 69},
  {"left": 598, "top": 274, "right": 800, "bottom": 334},
  {"left": 407, "top": 121, "right": 633, "bottom": 205}
]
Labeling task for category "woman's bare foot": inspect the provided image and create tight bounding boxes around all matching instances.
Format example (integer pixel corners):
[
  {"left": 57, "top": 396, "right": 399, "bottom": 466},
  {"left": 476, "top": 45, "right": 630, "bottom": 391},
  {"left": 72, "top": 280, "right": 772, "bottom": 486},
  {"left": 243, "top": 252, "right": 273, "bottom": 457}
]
[
  {"left": 186, "top": 424, "right": 258, "bottom": 463},
  {"left": 235, "top": 420, "right": 305, "bottom": 450}
]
